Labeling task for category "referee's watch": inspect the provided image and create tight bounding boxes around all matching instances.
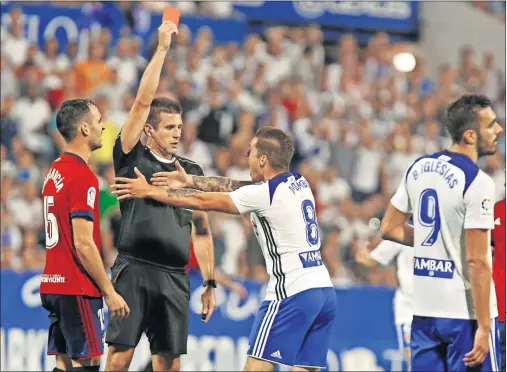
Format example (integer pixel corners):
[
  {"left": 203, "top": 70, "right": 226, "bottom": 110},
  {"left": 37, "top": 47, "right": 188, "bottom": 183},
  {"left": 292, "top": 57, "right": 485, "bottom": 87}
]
[{"left": 203, "top": 279, "right": 217, "bottom": 288}]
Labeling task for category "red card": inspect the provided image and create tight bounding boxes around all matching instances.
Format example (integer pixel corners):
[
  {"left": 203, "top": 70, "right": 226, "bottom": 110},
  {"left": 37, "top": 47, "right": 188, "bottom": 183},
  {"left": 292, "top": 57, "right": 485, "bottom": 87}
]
[{"left": 162, "top": 7, "right": 180, "bottom": 27}]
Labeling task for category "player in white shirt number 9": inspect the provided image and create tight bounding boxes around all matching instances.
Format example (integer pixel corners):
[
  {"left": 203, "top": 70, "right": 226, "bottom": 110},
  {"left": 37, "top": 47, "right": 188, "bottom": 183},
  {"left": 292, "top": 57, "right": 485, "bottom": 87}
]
[
  {"left": 380, "top": 95, "right": 504, "bottom": 372},
  {"left": 111, "top": 126, "right": 336, "bottom": 372}
]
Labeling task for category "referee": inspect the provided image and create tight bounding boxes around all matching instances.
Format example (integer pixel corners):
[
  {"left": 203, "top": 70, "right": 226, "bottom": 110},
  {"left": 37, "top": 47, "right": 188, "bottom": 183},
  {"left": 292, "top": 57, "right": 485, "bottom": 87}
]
[{"left": 104, "top": 22, "right": 216, "bottom": 371}]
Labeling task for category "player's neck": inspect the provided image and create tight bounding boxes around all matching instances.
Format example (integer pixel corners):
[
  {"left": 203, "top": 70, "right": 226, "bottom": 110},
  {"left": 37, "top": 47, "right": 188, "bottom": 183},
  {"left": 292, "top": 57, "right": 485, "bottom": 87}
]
[
  {"left": 448, "top": 144, "right": 478, "bottom": 164},
  {"left": 149, "top": 145, "right": 175, "bottom": 162},
  {"left": 64, "top": 144, "right": 92, "bottom": 164},
  {"left": 263, "top": 168, "right": 290, "bottom": 182}
]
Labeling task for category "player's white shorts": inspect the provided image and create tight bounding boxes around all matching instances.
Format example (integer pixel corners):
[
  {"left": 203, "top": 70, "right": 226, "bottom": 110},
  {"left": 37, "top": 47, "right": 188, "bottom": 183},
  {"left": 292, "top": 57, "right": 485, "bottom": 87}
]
[{"left": 247, "top": 287, "right": 337, "bottom": 368}]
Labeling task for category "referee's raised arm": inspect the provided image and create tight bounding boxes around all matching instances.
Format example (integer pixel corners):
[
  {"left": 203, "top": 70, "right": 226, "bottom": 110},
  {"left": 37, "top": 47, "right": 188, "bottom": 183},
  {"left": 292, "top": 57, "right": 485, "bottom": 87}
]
[{"left": 119, "top": 21, "right": 178, "bottom": 154}]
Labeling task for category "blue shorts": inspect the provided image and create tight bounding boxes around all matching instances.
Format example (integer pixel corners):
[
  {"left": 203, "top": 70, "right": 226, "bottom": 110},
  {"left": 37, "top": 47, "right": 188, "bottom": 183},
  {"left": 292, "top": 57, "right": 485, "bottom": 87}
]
[
  {"left": 499, "top": 322, "right": 505, "bottom": 371},
  {"left": 412, "top": 316, "right": 501, "bottom": 371},
  {"left": 41, "top": 294, "right": 105, "bottom": 359},
  {"left": 247, "top": 287, "right": 337, "bottom": 368}
]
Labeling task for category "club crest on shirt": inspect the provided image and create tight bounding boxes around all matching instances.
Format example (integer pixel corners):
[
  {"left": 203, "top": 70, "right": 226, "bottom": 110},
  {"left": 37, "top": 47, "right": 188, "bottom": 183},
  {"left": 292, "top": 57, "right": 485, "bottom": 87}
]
[
  {"left": 481, "top": 198, "right": 492, "bottom": 214},
  {"left": 87, "top": 187, "right": 96, "bottom": 208}
]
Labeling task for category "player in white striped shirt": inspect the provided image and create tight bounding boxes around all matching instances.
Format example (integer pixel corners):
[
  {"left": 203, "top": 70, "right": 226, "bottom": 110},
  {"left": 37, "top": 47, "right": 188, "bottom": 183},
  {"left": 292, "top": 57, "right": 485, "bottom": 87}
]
[{"left": 112, "top": 127, "right": 336, "bottom": 371}]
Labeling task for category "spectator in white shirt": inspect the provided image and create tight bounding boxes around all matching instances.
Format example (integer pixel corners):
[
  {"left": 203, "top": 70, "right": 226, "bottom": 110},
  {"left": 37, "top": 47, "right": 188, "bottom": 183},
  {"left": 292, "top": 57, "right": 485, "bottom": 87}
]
[
  {"left": 2, "top": 20, "right": 29, "bottom": 68},
  {"left": 11, "top": 83, "right": 52, "bottom": 155},
  {"left": 1, "top": 55, "right": 18, "bottom": 99},
  {"left": 178, "top": 123, "right": 213, "bottom": 175},
  {"left": 40, "top": 38, "right": 70, "bottom": 76},
  {"left": 306, "top": 24, "right": 325, "bottom": 70},
  {"left": 262, "top": 36, "right": 292, "bottom": 87},
  {"left": 107, "top": 37, "right": 138, "bottom": 89},
  {"left": 6, "top": 181, "right": 43, "bottom": 231},
  {"left": 350, "top": 126, "right": 383, "bottom": 202},
  {"left": 318, "top": 166, "right": 351, "bottom": 209},
  {"left": 1, "top": 207, "right": 23, "bottom": 270}
]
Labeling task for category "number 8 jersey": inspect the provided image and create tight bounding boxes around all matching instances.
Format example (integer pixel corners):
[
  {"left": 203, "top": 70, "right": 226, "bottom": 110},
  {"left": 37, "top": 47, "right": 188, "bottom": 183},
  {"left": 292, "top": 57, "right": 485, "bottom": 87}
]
[
  {"left": 391, "top": 150, "right": 497, "bottom": 320},
  {"left": 229, "top": 172, "right": 333, "bottom": 301},
  {"left": 40, "top": 152, "right": 102, "bottom": 297}
]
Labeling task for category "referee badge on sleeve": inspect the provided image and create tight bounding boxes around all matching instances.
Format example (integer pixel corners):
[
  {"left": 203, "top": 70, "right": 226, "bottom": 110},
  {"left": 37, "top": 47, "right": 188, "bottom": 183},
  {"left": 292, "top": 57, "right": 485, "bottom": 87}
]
[{"left": 87, "top": 187, "right": 96, "bottom": 208}]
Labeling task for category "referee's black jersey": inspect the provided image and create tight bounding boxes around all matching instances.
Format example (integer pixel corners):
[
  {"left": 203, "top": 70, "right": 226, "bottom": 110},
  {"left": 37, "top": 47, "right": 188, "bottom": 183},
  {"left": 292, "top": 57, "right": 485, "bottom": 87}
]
[{"left": 112, "top": 136, "right": 204, "bottom": 270}]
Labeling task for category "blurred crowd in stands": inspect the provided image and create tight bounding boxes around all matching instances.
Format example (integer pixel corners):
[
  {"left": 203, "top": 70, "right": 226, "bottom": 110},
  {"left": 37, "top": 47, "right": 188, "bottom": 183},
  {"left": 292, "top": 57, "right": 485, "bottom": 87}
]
[{"left": 1, "top": 5, "right": 505, "bottom": 291}]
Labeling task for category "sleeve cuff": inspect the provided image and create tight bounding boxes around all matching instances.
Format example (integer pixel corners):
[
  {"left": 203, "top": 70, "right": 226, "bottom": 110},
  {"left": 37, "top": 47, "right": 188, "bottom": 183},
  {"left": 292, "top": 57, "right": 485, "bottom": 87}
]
[
  {"left": 70, "top": 210, "right": 94, "bottom": 222},
  {"left": 464, "top": 223, "right": 494, "bottom": 230},
  {"left": 390, "top": 198, "right": 410, "bottom": 214}
]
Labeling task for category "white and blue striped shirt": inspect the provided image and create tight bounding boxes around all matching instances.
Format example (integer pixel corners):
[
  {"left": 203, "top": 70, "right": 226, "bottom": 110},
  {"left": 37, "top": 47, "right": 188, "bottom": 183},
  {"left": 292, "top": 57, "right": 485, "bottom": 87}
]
[{"left": 229, "top": 172, "right": 333, "bottom": 301}]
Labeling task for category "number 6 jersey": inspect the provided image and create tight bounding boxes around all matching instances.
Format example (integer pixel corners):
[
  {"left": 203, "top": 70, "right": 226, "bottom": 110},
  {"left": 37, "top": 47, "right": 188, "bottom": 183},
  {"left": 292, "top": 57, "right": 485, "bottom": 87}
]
[
  {"left": 40, "top": 152, "right": 102, "bottom": 297},
  {"left": 391, "top": 150, "right": 497, "bottom": 320},
  {"left": 229, "top": 172, "right": 333, "bottom": 301}
]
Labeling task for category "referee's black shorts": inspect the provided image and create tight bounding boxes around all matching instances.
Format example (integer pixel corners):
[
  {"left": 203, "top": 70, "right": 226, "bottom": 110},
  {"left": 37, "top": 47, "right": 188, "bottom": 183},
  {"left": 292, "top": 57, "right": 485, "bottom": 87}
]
[{"left": 105, "top": 255, "right": 190, "bottom": 355}]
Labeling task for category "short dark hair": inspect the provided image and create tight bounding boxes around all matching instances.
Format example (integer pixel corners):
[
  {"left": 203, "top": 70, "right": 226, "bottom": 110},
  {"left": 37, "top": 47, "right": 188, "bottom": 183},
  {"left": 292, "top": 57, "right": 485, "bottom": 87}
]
[
  {"left": 446, "top": 94, "right": 492, "bottom": 143},
  {"left": 254, "top": 126, "right": 294, "bottom": 171},
  {"left": 56, "top": 99, "right": 96, "bottom": 141},
  {"left": 146, "top": 97, "right": 182, "bottom": 128}
]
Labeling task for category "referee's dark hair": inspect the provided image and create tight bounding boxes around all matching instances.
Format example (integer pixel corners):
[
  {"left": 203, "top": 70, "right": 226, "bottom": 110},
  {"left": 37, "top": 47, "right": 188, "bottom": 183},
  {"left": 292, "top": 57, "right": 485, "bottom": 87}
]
[
  {"left": 254, "top": 126, "right": 295, "bottom": 171},
  {"left": 56, "top": 99, "right": 97, "bottom": 142},
  {"left": 446, "top": 94, "right": 492, "bottom": 144},
  {"left": 146, "top": 97, "right": 182, "bottom": 128}
]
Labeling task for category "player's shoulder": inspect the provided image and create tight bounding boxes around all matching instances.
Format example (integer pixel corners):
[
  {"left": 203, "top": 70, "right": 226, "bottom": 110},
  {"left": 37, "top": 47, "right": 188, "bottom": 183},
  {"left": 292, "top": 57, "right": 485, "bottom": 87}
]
[
  {"left": 175, "top": 155, "right": 205, "bottom": 176},
  {"left": 472, "top": 169, "right": 494, "bottom": 188}
]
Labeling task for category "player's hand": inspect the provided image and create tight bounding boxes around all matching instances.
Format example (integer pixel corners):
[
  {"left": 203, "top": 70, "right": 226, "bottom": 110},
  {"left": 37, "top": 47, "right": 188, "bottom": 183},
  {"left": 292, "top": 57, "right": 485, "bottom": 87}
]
[
  {"left": 111, "top": 167, "right": 153, "bottom": 200},
  {"left": 464, "top": 326, "right": 490, "bottom": 366},
  {"left": 105, "top": 291, "right": 130, "bottom": 320},
  {"left": 157, "top": 21, "right": 178, "bottom": 51},
  {"left": 201, "top": 286, "right": 216, "bottom": 323},
  {"left": 151, "top": 161, "right": 192, "bottom": 189},
  {"left": 354, "top": 243, "right": 373, "bottom": 267}
]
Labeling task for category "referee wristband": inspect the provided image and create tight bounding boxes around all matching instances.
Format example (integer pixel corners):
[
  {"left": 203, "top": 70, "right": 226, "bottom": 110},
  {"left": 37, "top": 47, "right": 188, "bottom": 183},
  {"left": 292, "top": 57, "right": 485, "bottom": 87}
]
[{"left": 203, "top": 279, "right": 217, "bottom": 288}]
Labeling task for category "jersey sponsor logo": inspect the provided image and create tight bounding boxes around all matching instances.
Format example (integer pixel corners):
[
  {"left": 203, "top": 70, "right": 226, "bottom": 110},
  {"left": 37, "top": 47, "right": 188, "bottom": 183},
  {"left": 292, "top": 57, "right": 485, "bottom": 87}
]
[
  {"left": 413, "top": 257, "right": 454, "bottom": 279},
  {"left": 40, "top": 274, "right": 66, "bottom": 283},
  {"left": 87, "top": 187, "right": 96, "bottom": 208},
  {"left": 299, "top": 250, "right": 323, "bottom": 268},
  {"left": 481, "top": 198, "right": 493, "bottom": 214}
]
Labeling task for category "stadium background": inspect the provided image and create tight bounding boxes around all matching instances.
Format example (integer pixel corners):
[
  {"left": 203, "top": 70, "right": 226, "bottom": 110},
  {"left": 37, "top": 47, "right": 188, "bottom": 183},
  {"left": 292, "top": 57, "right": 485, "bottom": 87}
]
[{"left": 0, "top": 1, "right": 505, "bottom": 371}]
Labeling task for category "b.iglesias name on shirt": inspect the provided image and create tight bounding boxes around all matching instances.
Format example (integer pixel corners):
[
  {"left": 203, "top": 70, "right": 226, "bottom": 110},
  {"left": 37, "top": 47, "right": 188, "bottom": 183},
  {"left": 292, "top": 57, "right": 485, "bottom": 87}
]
[{"left": 410, "top": 159, "right": 458, "bottom": 189}]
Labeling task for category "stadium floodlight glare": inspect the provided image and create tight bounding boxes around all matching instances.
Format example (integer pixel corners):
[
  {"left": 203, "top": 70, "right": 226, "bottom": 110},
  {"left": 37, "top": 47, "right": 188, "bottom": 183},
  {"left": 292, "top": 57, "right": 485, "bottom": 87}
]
[{"left": 392, "top": 52, "right": 416, "bottom": 73}]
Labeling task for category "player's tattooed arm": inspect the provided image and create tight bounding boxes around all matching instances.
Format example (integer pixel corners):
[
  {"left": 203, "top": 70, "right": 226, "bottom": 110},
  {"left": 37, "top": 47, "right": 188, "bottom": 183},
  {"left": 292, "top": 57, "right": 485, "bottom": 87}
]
[
  {"left": 151, "top": 161, "right": 253, "bottom": 192},
  {"left": 113, "top": 169, "right": 240, "bottom": 214},
  {"left": 164, "top": 189, "right": 240, "bottom": 214},
  {"left": 189, "top": 176, "right": 253, "bottom": 192}
]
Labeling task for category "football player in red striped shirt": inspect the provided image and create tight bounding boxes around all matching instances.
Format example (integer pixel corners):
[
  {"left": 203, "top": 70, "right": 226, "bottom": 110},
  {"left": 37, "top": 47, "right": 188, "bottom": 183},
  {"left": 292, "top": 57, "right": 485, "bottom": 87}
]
[
  {"left": 41, "top": 99, "right": 129, "bottom": 372},
  {"left": 492, "top": 197, "right": 506, "bottom": 371}
]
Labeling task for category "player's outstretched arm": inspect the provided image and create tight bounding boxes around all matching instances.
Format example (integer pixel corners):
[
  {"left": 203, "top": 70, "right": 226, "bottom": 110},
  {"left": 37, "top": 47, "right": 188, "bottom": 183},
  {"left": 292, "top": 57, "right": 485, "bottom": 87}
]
[
  {"left": 119, "top": 22, "right": 178, "bottom": 154},
  {"left": 72, "top": 218, "right": 130, "bottom": 319},
  {"left": 112, "top": 168, "right": 241, "bottom": 214},
  {"left": 151, "top": 160, "right": 253, "bottom": 192}
]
